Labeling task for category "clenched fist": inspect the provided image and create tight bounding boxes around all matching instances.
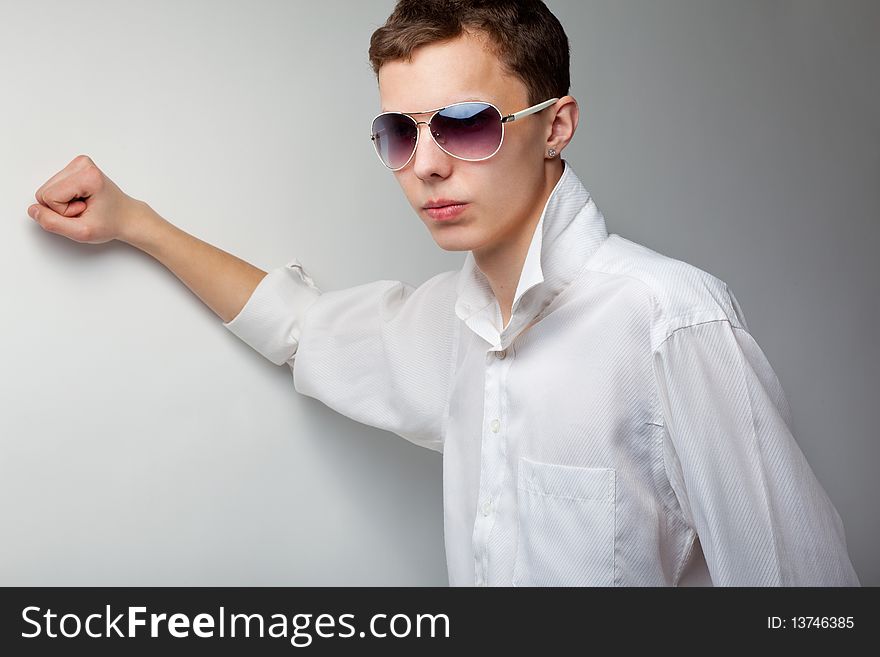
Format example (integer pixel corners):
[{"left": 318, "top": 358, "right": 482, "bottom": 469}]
[{"left": 28, "top": 154, "right": 148, "bottom": 245}]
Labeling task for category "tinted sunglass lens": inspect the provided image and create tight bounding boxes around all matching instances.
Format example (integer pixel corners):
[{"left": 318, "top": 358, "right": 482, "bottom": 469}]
[
  {"left": 371, "top": 113, "right": 416, "bottom": 169},
  {"left": 432, "top": 103, "right": 502, "bottom": 160}
]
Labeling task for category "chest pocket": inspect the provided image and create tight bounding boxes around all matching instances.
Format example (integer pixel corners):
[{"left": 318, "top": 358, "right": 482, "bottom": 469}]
[{"left": 512, "top": 457, "right": 616, "bottom": 586}]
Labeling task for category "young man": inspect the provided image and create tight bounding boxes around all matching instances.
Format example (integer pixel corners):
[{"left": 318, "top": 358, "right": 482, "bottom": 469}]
[{"left": 27, "top": 0, "right": 859, "bottom": 587}]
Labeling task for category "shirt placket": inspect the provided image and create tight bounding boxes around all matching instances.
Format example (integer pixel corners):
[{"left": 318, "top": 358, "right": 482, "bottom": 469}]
[{"left": 472, "top": 344, "right": 511, "bottom": 586}]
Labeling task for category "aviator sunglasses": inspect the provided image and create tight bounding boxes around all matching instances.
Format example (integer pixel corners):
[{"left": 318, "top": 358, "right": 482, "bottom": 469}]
[{"left": 370, "top": 97, "right": 559, "bottom": 170}]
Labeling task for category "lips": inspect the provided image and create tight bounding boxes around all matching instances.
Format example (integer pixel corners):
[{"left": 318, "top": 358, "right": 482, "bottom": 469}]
[
  {"left": 424, "top": 203, "right": 468, "bottom": 222},
  {"left": 423, "top": 199, "right": 467, "bottom": 209}
]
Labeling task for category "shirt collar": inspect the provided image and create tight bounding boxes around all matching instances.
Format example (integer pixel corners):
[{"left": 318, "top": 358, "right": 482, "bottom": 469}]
[{"left": 454, "top": 158, "right": 609, "bottom": 348}]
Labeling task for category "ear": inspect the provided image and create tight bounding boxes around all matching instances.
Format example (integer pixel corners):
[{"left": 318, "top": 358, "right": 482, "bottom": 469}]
[{"left": 545, "top": 96, "right": 579, "bottom": 154}]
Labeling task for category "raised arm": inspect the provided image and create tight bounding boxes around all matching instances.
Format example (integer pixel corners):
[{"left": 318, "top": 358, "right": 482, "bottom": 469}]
[{"left": 27, "top": 154, "right": 266, "bottom": 323}]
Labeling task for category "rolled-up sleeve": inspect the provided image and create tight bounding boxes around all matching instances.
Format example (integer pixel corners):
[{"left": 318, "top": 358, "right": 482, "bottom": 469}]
[
  {"left": 222, "top": 258, "right": 323, "bottom": 366},
  {"left": 653, "top": 317, "right": 860, "bottom": 586}
]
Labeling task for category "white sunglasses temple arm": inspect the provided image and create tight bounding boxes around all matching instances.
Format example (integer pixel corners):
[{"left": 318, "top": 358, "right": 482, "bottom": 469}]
[{"left": 502, "top": 97, "right": 559, "bottom": 123}]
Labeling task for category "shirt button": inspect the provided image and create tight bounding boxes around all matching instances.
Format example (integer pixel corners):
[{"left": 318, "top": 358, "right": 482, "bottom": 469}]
[
  {"left": 481, "top": 500, "right": 492, "bottom": 516},
  {"left": 490, "top": 418, "right": 500, "bottom": 433},
  {"left": 496, "top": 349, "right": 507, "bottom": 360}
]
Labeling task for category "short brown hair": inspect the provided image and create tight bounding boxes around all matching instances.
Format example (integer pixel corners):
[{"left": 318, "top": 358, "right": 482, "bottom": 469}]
[{"left": 368, "top": 0, "right": 570, "bottom": 107}]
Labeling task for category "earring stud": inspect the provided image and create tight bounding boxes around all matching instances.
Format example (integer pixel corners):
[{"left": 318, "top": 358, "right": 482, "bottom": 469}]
[{"left": 548, "top": 148, "right": 557, "bottom": 158}]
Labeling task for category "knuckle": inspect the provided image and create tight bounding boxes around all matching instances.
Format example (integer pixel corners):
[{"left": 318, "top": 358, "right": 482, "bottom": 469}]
[
  {"left": 81, "top": 165, "right": 103, "bottom": 187},
  {"left": 79, "top": 225, "right": 94, "bottom": 242}
]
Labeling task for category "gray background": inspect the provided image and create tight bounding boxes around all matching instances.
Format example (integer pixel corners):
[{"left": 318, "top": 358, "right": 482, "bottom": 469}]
[{"left": 1, "top": 0, "right": 876, "bottom": 585}]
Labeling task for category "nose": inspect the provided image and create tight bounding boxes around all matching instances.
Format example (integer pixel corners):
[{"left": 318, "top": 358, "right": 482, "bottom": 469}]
[{"left": 410, "top": 120, "right": 453, "bottom": 180}]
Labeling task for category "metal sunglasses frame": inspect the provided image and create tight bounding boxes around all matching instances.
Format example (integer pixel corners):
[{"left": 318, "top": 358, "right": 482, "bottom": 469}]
[{"left": 369, "top": 97, "right": 560, "bottom": 171}]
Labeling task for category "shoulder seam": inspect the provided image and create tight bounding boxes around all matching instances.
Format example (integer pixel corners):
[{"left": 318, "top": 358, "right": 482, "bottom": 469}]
[{"left": 653, "top": 317, "right": 738, "bottom": 353}]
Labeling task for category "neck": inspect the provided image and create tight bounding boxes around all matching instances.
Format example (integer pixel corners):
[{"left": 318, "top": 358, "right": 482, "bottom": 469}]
[{"left": 472, "top": 159, "right": 564, "bottom": 328}]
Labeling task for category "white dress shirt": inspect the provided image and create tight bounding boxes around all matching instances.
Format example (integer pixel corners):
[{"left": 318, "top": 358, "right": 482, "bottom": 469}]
[{"left": 222, "top": 159, "right": 860, "bottom": 587}]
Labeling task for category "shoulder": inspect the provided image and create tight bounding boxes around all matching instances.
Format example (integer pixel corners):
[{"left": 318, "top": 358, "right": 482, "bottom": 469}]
[{"left": 586, "top": 234, "right": 748, "bottom": 350}]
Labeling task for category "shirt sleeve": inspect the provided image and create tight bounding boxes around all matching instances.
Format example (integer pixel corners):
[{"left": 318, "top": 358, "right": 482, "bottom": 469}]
[
  {"left": 291, "top": 272, "right": 459, "bottom": 453},
  {"left": 652, "top": 316, "right": 860, "bottom": 586},
  {"left": 222, "top": 257, "right": 458, "bottom": 453},
  {"left": 222, "top": 258, "right": 323, "bottom": 366}
]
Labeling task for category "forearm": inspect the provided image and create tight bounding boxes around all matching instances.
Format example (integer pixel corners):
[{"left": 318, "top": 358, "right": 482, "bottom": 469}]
[{"left": 119, "top": 201, "right": 267, "bottom": 324}]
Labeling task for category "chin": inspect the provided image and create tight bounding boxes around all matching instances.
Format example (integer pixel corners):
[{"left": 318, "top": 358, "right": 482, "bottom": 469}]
[{"left": 428, "top": 226, "right": 477, "bottom": 253}]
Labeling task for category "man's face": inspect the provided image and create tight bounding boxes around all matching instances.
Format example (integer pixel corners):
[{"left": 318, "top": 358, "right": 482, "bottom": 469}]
[{"left": 377, "top": 30, "right": 558, "bottom": 255}]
